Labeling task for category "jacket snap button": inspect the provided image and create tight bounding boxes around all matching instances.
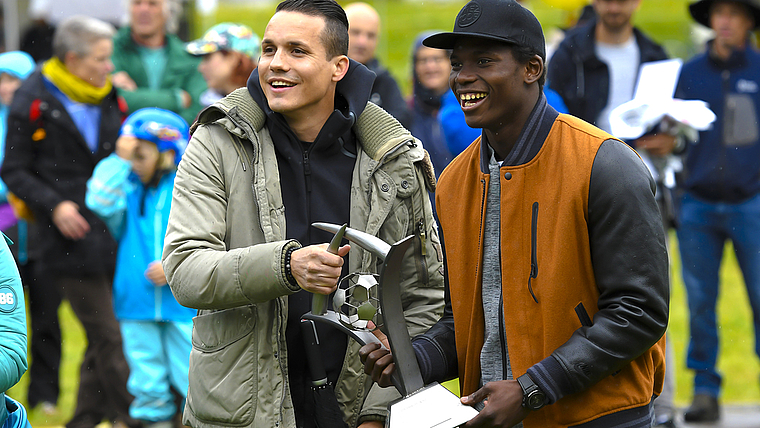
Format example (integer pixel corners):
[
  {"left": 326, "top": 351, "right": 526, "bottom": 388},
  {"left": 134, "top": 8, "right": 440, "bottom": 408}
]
[
  {"left": 51, "top": 110, "right": 61, "bottom": 118},
  {"left": 381, "top": 183, "right": 390, "bottom": 192},
  {"left": 401, "top": 180, "right": 409, "bottom": 189},
  {"left": 504, "top": 172, "right": 512, "bottom": 180}
]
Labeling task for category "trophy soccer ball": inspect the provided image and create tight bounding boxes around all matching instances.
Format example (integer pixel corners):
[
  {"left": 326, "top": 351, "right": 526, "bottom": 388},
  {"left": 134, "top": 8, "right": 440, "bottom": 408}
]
[{"left": 333, "top": 273, "right": 382, "bottom": 331}]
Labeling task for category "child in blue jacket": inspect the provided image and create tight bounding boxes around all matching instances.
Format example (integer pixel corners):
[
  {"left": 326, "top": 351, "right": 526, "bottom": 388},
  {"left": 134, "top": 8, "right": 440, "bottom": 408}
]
[
  {"left": 86, "top": 108, "right": 194, "bottom": 428},
  {"left": 0, "top": 233, "right": 30, "bottom": 428}
]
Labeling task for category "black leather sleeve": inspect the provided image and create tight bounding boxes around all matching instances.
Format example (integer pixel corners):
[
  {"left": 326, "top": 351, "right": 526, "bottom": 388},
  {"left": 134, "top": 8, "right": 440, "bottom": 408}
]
[
  {"left": 411, "top": 240, "right": 459, "bottom": 385},
  {"left": 531, "top": 139, "right": 669, "bottom": 399}
]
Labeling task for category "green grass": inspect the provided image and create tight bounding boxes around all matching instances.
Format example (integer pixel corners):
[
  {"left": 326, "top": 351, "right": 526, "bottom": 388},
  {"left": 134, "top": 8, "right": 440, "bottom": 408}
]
[
  {"left": 188, "top": 0, "right": 700, "bottom": 95},
  {"left": 8, "top": 1, "right": 760, "bottom": 425}
]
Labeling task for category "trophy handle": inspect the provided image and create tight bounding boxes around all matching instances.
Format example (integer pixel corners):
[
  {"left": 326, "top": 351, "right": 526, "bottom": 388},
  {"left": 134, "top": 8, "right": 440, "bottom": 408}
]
[{"left": 302, "top": 311, "right": 404, "bottom": 393}]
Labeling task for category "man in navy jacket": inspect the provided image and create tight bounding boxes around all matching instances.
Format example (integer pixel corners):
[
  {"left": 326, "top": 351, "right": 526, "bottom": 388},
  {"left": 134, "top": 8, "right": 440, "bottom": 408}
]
[{"left": 675, "top": 0, "right": 760, "bottom": 423}]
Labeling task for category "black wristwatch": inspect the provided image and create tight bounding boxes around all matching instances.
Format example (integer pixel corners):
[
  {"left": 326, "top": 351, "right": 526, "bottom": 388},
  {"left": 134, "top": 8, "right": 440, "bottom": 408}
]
[{"left": 517, "top": 373, "right": 547, "bottom": 411}]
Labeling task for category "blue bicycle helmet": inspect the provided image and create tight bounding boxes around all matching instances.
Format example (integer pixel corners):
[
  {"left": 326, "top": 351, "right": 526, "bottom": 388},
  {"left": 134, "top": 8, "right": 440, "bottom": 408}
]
[{"left": 120, "top": 108, "right": 189, "bottom": 165}]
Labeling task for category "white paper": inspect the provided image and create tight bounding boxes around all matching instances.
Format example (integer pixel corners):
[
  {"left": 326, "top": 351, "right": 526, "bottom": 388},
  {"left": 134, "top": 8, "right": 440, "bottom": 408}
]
[
  {"left": 389, "top": 383, "right": 478, "bottom": 428},
  {"left": 609, "top": 58, "right": 716, "bottom": 141},
  {"left": 633, "top": 59, "right": 683, "bottom": 101}
]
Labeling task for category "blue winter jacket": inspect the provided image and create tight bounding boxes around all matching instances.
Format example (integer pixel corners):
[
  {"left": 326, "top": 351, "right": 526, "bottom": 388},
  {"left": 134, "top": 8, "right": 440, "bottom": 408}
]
[
  {"left": 0, "top": 234, "right": 26, "bottom": 427},
  {"left": 675, "top": 42, "right": 760, "bottom": 203},
  {"left": 86, "top": 154, "right": 195, "bottom": 321}
]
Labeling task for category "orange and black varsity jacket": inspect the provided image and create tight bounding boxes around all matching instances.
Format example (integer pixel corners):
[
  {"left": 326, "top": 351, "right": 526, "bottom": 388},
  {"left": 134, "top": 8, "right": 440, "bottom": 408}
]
[{"left": 412, "top": 96, "right": 669, "bottom": 428}]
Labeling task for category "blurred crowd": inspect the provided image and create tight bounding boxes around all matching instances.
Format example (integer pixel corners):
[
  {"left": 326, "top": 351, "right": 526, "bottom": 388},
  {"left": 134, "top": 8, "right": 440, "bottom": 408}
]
[{"left": 0, "top": 1, "right": 758, "bottom": 428}]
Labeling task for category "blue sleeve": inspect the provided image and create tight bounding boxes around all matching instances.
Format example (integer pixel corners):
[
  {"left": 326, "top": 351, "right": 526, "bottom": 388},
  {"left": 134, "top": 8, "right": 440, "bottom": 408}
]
[
  {"left": 86, "top": 153, "right": 134, "bottom": 241},
  {"left": 438, "top": 91, "right": 481, "bottom": 156},
  {"left": 0, "top": 235, "right": 27, "bottom": 393},
  {"left": 544, "top": 87, "right": 568, "bottom": 114}
]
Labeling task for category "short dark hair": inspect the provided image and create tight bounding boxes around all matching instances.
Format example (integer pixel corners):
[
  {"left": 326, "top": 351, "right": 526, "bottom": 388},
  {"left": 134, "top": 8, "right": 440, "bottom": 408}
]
[
  {"left": 510, "top": 43, "right": 546, "bottom": 89},
  {"left": 275, "top": 0, "right": 349, "bottom": 59}
]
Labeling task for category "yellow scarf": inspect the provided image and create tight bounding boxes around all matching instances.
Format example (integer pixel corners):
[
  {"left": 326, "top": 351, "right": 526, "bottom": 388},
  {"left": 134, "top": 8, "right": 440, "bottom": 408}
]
[{"left": 42, "top": 57, "right": 113, "bottom": 105}]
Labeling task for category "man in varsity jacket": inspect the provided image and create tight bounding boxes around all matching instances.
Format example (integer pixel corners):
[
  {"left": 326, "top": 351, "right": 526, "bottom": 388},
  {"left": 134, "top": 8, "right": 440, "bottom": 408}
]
[{"left": 359, "top": 1, "right": 669, "bottom": 427}]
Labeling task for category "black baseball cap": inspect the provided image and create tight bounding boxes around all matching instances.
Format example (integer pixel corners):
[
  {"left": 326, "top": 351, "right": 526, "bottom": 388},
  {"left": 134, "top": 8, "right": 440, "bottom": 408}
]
[
  {"left": 688, "top": 0, "right": 760, "bottom": 29},
  {"left": 423, "top": 0, "right": 546, "bottom": 60}
]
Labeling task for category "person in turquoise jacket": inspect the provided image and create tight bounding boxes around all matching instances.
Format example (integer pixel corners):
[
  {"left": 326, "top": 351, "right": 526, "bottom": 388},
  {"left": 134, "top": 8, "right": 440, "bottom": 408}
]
[
  {"left": 86, "top": 108, "right": 194, "bottom": 428},
  {"left": 0, "top": 233, "right": 30, "bottom": 428}
]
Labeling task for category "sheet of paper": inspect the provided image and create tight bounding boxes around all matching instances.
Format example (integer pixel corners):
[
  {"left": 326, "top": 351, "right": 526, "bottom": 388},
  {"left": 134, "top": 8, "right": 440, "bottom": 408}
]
[
  {"left": 389, "top": 383, "right": 479, "bottom": 428},
  {"left": 633, "top": 58, "right": 683, "bottom": 101}
]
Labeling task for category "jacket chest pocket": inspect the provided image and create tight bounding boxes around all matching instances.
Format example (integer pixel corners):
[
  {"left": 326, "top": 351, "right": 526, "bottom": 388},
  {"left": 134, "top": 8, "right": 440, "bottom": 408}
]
[{"left": 187, "top": 305, "right": 258, "bottom": 425}]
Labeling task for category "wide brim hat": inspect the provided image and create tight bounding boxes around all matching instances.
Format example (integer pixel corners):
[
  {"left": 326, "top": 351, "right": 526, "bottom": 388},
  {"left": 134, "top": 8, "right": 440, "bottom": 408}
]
[
  {"left": 423, "top": 0, "right": 546, "bottom": 60},
  {"left": 689, "top": 0, "right": 760, "bottom": 29},
  {"left": 186, "top": 22, "right": 261, "bottom": 60}
]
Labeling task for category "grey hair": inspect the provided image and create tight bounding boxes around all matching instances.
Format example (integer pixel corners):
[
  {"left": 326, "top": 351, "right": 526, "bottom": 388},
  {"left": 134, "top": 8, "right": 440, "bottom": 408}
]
[
  {"left": 52, "top": 15, "right": 116, "bottom": 60},
  {"left": 126, "top": 0, "right": 183, "bottom": 35}
]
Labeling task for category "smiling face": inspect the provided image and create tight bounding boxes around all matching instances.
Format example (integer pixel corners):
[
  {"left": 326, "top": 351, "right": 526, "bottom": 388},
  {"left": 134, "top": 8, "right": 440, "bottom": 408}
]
[
  {"left": 415, "top": 46, "right": 451, "bottom": 94},
  {"left": 449, "top": 38, "right": 537, "bottom": 134},
  {"left": 258, "top": 11, "right": 349, "bottom": 131},
  {"left": 710, "top": 1, "right": 755, "bottom": 51},
  {"left": 66, "top": 38, "right": 114, "bottom": 88}
]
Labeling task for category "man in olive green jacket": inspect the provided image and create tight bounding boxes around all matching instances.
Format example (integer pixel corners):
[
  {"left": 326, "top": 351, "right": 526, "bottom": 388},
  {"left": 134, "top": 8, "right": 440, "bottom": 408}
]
[{"left": 161, "top": 1, "right": 444, "bottom": 427}]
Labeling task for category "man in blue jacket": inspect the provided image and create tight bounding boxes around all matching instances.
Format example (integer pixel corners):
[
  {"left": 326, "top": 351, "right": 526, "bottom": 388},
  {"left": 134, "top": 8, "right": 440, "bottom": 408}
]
[{"left": 675, "top": 0, "right": 760, "bottom": 423}]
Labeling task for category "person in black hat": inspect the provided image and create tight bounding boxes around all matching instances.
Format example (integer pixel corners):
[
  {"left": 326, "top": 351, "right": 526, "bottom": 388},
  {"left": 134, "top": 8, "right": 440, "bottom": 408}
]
[
  {"left": 359, "top": 1, "right": 669, "bottom": 427},
  {"left": 673, "top": 0, "right": 760, "bottom": 423}
]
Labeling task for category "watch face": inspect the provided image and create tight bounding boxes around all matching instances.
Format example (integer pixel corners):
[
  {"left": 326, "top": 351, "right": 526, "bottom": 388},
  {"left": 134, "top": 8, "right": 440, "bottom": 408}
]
[{"left": 527, "top": 392, "right": 545, "bottom": 410}]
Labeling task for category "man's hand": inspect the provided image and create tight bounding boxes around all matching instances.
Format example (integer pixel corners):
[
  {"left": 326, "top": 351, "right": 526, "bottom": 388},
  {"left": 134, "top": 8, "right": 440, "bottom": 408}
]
[
  {"left": 52, "top": 200, "right": 90, "bottom": 240},
  {"left": 290, "top": 243, "right": 350, "bottom": 294},
  {"left": 145, "top": 261, "right": 167, "bottom": 286},
  {"left": 112, "top": 71, "right": 137, "bottom": 91},
  {"left": 359, "top": 338, "right": 395, "bottom": 388},
  {"left": 115, "top": 135, "right": 139, "bottom": 160},
  {"left": 358, "top": 422, "right": 384, "bottom": 428},
  {"left": 462, "top": 380, "right": 529, "bottom": 427},
  {"left": 635, "top": 133, "right": 677, "bottom": 157}
]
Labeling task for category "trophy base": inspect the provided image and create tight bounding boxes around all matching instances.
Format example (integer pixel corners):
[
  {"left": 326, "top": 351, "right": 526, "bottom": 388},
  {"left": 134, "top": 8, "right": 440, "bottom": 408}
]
[{"left": 387, "top": 382, "right": 478, "bottom": 428}]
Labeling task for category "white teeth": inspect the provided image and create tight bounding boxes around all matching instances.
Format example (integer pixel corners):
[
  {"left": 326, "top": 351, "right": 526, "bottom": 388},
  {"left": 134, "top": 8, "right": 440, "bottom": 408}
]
[{"left": 271, "top": 81, "right": 295, "bottom": 88}]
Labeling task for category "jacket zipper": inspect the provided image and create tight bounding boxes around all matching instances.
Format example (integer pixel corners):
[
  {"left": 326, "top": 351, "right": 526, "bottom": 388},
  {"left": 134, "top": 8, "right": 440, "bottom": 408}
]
[
  {"left": 498, "top": 290, "right": 509, "bottom": 378},
  {"left": 303, "top": 150, "right": 312, "bottom": 193},
  {"left": 414, "top": 219, "right": 429, "bottom": 286},
  {"left": 528, "top": 202, "right": 539, "bottom": 303},
  {"left": 154, "top": 186, "right": 168, "bottom": 321},
  {"left": 720, "top": 69, "right": 730, "bottom": 196}
]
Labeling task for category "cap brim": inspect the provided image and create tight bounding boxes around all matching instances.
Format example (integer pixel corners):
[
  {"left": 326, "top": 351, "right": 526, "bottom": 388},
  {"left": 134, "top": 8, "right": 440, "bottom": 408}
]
[
  {"left": 689, "top": 0, "right": 760, "bottom": 29},
  {"left": 423, "top": 31, "right": 520, "bottom": 50},
  {"left": 185, "top": 41, "right": 220, "bottom": 56}
]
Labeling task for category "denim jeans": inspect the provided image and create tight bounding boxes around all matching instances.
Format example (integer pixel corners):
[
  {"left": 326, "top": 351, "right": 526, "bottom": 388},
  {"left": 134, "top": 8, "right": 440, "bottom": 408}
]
[{"left": 676, "top": 191, "right": 760, "bottom": 397}]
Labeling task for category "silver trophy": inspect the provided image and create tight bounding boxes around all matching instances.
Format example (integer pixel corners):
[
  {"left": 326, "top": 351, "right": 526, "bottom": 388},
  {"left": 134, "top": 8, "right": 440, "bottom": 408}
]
[{"left": 302, "top": 222, "right": 478, "bottom": 428}]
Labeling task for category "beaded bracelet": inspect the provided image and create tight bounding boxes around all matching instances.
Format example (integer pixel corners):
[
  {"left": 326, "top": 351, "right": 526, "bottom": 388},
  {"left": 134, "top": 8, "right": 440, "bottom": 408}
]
[{"left": 284, "top": 245, "right": 298, "bottom": 286}]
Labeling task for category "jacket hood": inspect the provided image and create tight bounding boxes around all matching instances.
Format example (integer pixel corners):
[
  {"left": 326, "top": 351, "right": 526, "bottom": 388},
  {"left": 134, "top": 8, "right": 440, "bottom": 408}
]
[
  {"left": 0, "top": 51, "right": 35, "bottom": 80},
  {"left": 246, "top": 58, "right": 376, "bottom": 132}
]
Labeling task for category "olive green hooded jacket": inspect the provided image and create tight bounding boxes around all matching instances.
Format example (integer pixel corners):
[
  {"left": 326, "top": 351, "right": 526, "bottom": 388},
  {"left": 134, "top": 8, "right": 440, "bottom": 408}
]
[{"left": 162, "top": 88, "right": 444, "bottom": 428}]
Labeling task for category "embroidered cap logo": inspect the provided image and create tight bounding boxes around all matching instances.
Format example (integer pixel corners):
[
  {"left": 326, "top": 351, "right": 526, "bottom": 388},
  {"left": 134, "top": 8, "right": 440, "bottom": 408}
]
[{"left": 457, "top": 2, "right": 482, "bottom": 27}]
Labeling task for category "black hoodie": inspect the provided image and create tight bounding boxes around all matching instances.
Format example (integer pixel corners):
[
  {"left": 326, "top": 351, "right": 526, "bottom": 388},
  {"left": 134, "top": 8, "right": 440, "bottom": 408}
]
[{"left": 247, "top": 59, "right": 375, "bottom": 427}]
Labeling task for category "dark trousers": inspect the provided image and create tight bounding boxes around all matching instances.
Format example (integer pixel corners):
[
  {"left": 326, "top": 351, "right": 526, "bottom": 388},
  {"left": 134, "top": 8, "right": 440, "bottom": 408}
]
[
  {"left": 24, "top": 260, "right": 62, "bottom": 406},
  {"left": 58, "top": 274, "right": 139, "bottom": 428},
  {"left": 3, "top": 221, "right": 62, "bottom": 407}
]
